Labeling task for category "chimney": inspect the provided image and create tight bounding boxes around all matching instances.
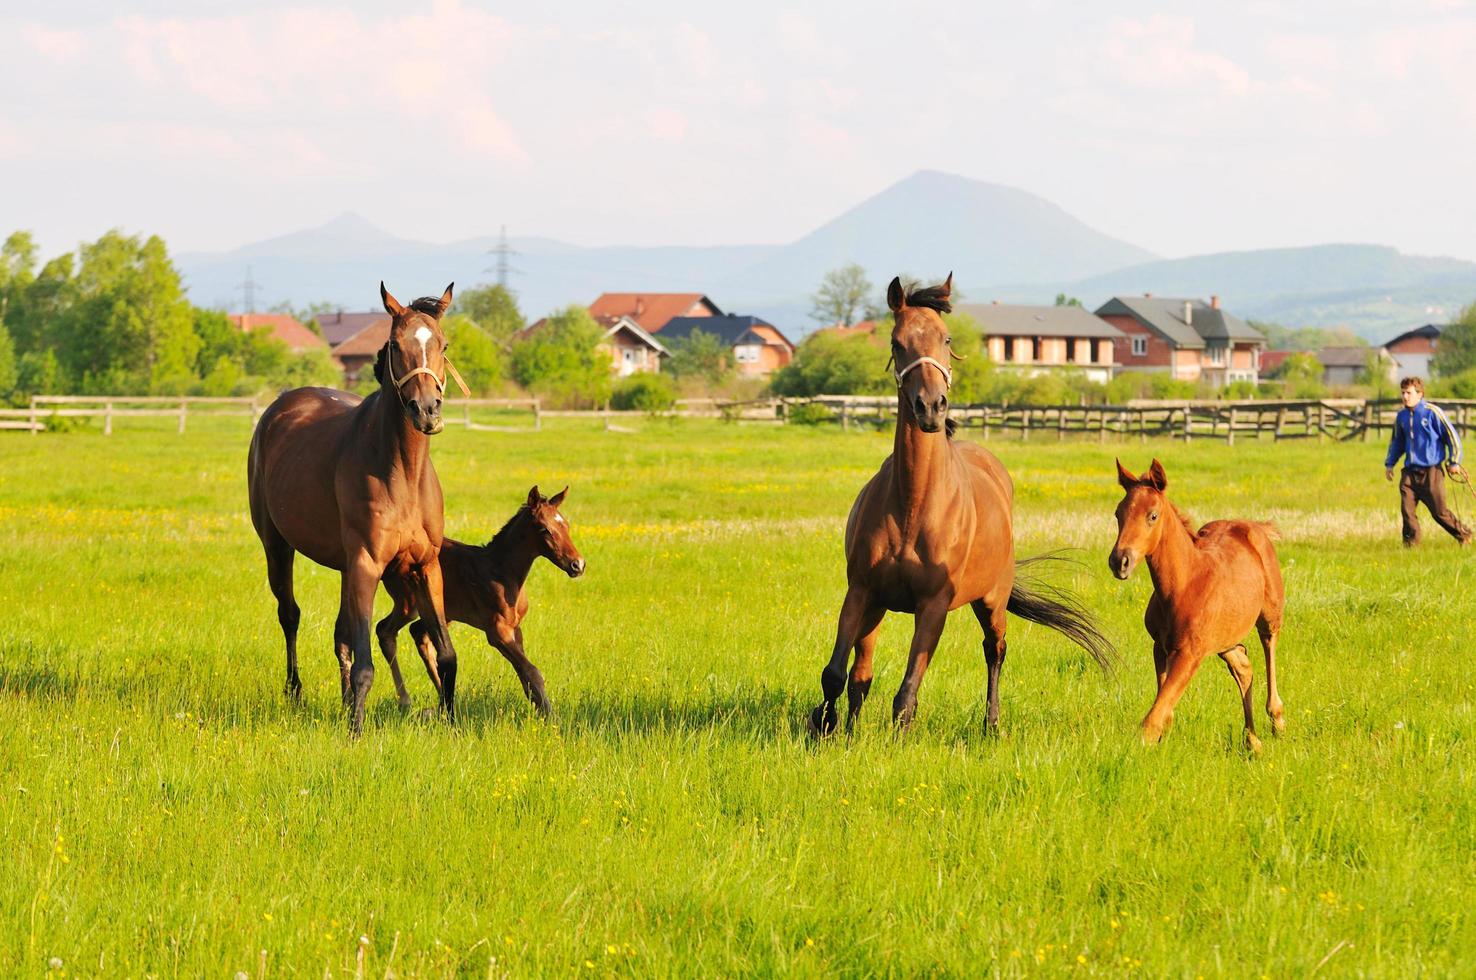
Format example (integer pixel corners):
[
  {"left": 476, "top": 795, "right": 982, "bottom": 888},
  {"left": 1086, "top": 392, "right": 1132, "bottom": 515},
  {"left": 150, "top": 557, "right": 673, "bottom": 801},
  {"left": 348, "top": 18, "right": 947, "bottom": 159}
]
[
  {"left": 635, "top": 296, "right": 645, "bottom": 317},
  {"left": 1211, "top": 294, "right": 1220, "bottom": 309},
  {"left": 1143, "top": 292, "right": 1153, "bottom": 298},
  {"left": 1183, "top": 301, "right": 1193, "bottom": 326},
  {"left": 991, "top": 299, "right": 999, "bottom": 305}
]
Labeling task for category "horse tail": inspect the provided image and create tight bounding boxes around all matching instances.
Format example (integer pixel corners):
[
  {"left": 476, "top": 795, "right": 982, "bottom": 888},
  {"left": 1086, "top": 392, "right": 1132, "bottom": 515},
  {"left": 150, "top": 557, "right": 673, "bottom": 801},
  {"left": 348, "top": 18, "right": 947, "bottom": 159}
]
[{"left": 1007, "top": 553, "right": 1119, "bottom": 675}]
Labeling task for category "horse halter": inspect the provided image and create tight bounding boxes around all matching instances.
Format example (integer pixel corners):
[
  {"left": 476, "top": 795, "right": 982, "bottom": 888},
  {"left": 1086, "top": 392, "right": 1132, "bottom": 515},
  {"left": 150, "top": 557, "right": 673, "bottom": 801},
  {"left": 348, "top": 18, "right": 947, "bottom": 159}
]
[
  {"left": 384, "top": 336, "right": 471, "bottom": 402},
  {"left": 893, "top": 354, "right": 953, "bottom": 390}
]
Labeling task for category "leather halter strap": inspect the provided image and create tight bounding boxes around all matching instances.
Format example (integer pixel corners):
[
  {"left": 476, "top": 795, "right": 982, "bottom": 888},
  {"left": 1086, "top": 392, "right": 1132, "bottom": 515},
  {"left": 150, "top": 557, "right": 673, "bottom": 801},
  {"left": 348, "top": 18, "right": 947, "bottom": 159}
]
[
  {"left": 385, "top": 344, "right": 472, "bottom": 400},
  {"left": 894, "top": 354, "right": 952, "bottom": 390}
]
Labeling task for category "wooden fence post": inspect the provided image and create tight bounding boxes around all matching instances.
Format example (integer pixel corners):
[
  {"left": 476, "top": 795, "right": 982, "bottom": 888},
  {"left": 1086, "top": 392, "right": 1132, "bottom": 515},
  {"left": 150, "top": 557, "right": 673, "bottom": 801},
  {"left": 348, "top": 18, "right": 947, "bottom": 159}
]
[
  {"left": 104, "top": 401, "right": 113, "bottom": 436},
  {"left": 178, "top": 399, "right": 188, "bottom": 435},
  {"left": 1274, "top": 406, "right": 1286, "bottom": 441},
  {"left": 29, "top": 397, "right": 38, "bottom": 436},
  {"left": 1182, "top": 407, "right": 1191, "bottom": 442},
  {"left": 1227, "top": 407, "right": 1237, "bottom": 446},
  {"left": 534, "top": 399, "right": 542, "bottom": 432}
]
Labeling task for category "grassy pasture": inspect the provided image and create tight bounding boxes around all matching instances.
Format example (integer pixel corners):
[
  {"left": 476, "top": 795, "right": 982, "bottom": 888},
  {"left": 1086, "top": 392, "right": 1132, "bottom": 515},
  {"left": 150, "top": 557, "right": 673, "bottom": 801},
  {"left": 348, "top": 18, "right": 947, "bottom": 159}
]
[{"left": 0, "top": 416, "right": 1473, "bottom": 977}]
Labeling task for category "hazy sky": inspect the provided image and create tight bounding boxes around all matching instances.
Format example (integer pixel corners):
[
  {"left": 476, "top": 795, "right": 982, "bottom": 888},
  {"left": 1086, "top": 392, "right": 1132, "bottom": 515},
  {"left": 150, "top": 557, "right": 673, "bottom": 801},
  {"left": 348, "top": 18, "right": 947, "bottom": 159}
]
[{"left": 5, "top": 1, "right": 1475, "bottom": 261}]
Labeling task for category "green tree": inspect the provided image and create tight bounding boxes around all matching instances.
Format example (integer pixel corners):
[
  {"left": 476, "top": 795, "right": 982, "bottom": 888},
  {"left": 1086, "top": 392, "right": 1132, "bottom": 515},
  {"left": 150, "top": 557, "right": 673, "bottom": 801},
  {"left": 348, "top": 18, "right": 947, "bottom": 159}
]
[
  {"left": 809, "top": 263, "right": 875, "bottom": 327},
  {"left": 14, "top": 349, "right": 62, "bottom": 398},
  {"left": 442, "top": 313, "right": 503, "bottom": 393},
  {"left": 511, "top": 306, "right": 611, "bottom": 407},
  {"left": 4, "top": 252, "right": 74, "bottom": 356},
  {"left": 0, "top": 231, "right": 39, "bottom": 328},
  {"left": 455, "top": 283, "right": 525, "bottom": 346},
  {"left": 1432, "top": 302, "right": 1476, "bottom": 377},
  {"left": 770, "top": 332, "right": 890, "bottom": 396},
  {"left": 666, "top": 329, "right": 733, "bottom": 385},
  {"left": 0, "top": 320, "right": 16, "bottom": 402},
  {"left": 1054, "top": 293, "right": 1083, "bottom": 308},
  {"left": 48, "top": 231, "right": 198, "bottom": 393},
  {"left": 610, "top": 372, "right": 677, "bottom": 412}
]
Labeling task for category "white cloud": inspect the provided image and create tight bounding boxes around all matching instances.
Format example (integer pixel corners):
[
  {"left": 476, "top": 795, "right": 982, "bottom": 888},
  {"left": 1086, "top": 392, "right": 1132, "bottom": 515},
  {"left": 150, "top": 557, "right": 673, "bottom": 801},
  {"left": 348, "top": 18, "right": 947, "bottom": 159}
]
[
  {"left": 20, "top": 23, "right": 88, "bottom": 63},
  {"left": 1099, "top": 15, "right": 1253, "bottom": 97}
]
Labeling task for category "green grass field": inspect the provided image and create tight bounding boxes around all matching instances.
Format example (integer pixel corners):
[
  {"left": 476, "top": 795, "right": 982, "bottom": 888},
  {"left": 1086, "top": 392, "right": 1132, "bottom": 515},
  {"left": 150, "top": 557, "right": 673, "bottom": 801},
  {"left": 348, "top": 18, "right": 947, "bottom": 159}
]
[{"left": 1, "top": 417, "right": 1473, "bottom": 977}]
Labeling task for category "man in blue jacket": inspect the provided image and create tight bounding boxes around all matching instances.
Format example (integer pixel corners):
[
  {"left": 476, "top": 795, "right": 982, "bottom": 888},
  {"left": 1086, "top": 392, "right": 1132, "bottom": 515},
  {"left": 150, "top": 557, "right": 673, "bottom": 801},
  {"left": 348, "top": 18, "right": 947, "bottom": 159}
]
[{"left": 1385, "top": 376, "right": 1471, "bottom": 546}]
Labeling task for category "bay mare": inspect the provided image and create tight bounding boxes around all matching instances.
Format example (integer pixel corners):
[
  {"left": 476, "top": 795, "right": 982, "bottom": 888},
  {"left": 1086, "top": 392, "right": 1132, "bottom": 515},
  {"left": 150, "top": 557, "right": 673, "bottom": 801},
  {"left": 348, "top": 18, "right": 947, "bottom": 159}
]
[
  {"left": 248, "top": 282, "right": 461, "bottom": 734},
  {"left": 810, "top": 275, "right": 1116, "bottom": 737},
  {"left": 1110, "top": 459, "right": 1286, "bottom": 750},
  {"left": 375, "top": 486, "right": 586, "bottom": 716}
]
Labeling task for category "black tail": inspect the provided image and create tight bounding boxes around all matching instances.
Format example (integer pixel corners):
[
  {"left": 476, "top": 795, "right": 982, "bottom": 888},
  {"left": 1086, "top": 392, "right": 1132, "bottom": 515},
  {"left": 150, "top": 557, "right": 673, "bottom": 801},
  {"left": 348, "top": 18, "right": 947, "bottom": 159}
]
[{"left": 1007, "top": 552, "right": 1119, "bottom": 674}]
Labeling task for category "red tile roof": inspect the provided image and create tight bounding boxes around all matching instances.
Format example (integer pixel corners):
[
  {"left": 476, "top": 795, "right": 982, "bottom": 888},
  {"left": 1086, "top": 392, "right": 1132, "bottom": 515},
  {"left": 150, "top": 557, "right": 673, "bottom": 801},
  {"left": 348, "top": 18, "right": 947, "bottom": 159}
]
[
  {"left": 587, "top": 293, "right": 722, "bottom": 334},
  {"left": 1260, "top": 350, "right": 1294, "bottom": 374},
  {"left": 332, "top": 319, "right": 392, "bottom": 358},
  {"left": 228, "top": 314, "right": 328, "bottom": 352},
  {"left": 315, "top": 311, "right": 390, "bottom": 347}
]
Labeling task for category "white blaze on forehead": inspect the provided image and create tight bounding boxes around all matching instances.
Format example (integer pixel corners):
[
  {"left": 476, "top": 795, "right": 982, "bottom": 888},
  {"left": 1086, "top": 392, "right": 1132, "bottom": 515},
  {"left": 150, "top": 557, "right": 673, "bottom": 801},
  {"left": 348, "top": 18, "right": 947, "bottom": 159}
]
[
  {"left": 414, "top": 325, "right": 433, "bottom": 367},
  {"left": 554, "top": 513, "right": 567, "bottom": 524}
]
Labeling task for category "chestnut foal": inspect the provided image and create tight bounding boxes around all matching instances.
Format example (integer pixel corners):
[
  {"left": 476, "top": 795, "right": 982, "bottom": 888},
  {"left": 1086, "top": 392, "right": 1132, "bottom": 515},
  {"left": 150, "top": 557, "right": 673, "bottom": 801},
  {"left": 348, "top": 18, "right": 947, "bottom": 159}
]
[
  {"left": 1109, "top": 459, "right": 1286, "bottom": 750},
  {"left": 376, "top": 486, "right": 584, "bottom": 716}
]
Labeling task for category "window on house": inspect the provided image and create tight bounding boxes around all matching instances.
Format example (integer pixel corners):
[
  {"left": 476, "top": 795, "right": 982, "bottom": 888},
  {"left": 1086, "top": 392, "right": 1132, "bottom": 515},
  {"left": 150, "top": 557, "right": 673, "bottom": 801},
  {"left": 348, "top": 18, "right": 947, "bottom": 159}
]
[
  {"left": 1066, "top": 340, "right": 1078, "bottom": 363},
  {"left": 735, "top": 345, "right": 759, "bottom": 363},
  {"left": 1207, "top": 344, "right": 1226, "bottom": 366},
  {"left": 1031, "top": 338, "right": 1042, "bottom": 362},
  {"left": 1131, "top": 336, "right": 1148, "bottom": 357}
]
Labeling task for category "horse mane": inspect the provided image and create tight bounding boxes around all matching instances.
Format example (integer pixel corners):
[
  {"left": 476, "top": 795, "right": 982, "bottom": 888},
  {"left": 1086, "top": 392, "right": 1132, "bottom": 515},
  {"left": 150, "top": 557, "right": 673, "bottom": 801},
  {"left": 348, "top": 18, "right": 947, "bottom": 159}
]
[
  {"left": 905, "top": 282, "right": 952, "bottom": 314},
  {"left": 407, "top": 296, "right": 445, "bottom": 316},
  {"left": 486, "top": 505, "right": 532, "bottom": 551}
]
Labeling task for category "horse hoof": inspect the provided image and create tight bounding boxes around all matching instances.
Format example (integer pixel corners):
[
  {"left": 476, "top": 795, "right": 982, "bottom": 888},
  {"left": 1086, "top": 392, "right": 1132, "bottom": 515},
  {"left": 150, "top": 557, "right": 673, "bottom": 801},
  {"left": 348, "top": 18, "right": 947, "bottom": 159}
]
[
  {"left": 1245, "top": 732, "right": 1264, "bottom": 755},
  {"left": 807, "top": 704, "right": 838, "bottom": 739}
]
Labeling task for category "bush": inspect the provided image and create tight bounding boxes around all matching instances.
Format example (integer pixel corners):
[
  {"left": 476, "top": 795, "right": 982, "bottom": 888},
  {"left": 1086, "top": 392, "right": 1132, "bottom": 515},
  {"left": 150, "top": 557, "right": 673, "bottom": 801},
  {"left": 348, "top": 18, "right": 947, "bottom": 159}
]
[
  {"left": 610, "top": 372, "right": 677, "bottom": 412},
  {"left": 786, "top": 402, "right": 836, "bottom": 425},
  {"left": 770, "top": 331, "right": 889, "bottom": 397},
  {"left": 1429, "top": 368, "right": 1476, "bottom": 400}
]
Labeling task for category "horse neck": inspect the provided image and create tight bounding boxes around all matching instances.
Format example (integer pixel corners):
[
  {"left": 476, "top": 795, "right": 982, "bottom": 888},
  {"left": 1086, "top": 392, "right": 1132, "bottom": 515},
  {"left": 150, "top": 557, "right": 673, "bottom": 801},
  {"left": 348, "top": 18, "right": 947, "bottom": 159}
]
[
  {"left": 486, "top": 514, "right": 540, "bottom": 591},
  {"left": 892, "top": 394, "right": 952, "bottom": 522},
  {"left": 372, "top": 385, "right": 430, "bottom": 482},
  {"left": 1144, "top": 503, "right": 1198, "bottom": 597}
]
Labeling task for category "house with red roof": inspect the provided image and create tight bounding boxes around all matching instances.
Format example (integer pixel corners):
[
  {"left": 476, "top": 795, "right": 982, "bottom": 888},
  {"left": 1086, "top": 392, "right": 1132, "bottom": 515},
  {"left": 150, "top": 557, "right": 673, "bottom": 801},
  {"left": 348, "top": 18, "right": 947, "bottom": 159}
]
[
  {"left": 588, "top": 293, "right": 722, "bottom": 334},
  {"left": 227, "top": 314, "right": 327, "bottom": 353}
]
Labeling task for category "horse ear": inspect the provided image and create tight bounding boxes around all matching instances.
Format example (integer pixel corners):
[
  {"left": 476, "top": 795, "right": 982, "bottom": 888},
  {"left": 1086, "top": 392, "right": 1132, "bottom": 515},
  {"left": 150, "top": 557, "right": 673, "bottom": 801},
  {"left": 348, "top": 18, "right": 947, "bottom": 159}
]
[
  {"left": 373, "top": 345, "right": 387, "bottom": 384},
  {"left": 1146, "top": 458, "right": 1168, "bottom": 491},
  {"left": 1115, "top": 458, "right": 1138, "bottom": 491},
  {"left": 381, "top": 282, "right": 405, "bottom": 318},
  {"left": 549, "top": 485, "right": 568, "bottom": 508},
  {"left": 527, "top": 485, "right": 541, "bottom": 508},
  {"left": 435, "top": 282, "right": 454, "bottom": 318},
  {"left": 886, "top": 276, "right": 905, "bottom": 313},
  {"left": 940, "top": 272, "right": 953, "bottom": 300}
]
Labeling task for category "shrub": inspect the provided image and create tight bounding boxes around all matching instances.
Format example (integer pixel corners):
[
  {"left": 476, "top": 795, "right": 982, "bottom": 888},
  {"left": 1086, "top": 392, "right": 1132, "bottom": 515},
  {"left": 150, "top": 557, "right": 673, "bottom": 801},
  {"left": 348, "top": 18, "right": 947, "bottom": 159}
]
[
  {"left": 610, "top": 372, "right": 677, "bottom": 412},
  {"left": 786, "top": 402, "right": 836, "bottom": 425}
]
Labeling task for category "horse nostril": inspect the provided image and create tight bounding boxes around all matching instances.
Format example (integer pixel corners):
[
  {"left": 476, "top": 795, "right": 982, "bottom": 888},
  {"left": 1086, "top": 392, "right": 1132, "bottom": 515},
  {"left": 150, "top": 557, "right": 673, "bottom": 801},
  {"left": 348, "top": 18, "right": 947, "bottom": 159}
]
[{"left": 433, "top": 398, "right": 442, "bottom": 412}]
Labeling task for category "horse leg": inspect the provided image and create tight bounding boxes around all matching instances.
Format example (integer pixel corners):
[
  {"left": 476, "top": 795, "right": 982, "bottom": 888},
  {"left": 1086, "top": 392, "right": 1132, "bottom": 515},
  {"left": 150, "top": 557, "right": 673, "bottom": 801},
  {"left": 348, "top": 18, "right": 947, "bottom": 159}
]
[
  {"left": 491, "top": 625, "right": 551, "bottom": 717},
  {"left": 810, "top": 587, "right": 870, "bottom": 738},
  {"left": 1141, "top": 645, "right": 1208, "bottom": 744},
  {"left": 970, "top": 599, "right": 1008, "bottom": 732},
  {"left": 844, "top": 608, "right": 885, "bottom": 734},
  {"left": 1218, "top": 644, "right": 1262, "bottom": 753},
  {"left": 261, "top": 530, "right": 302, "bottom": 701},
  {"left": 1258, "top": 617, "right": 1286, "bottom": 734},
  {"left": 341, "top": 550, "right": 381, "bottom": 736},
  {"left": 410, "top": 560, "right": 460, "bottom": 723},
  {"left": 408, "top": 620, "right": 444, "bottom": 697},
  {"left": 1152, "top": 639, "right": 1168, "bottom": 692},
  {"left": 374, "top": 598, "right": 415, "bottom": 711},
  {"left": 333, "top": 610, "right": 353, "bottom": 708},
  {"left": 892, "top": 600, "right": 949, "bottom": 731}
]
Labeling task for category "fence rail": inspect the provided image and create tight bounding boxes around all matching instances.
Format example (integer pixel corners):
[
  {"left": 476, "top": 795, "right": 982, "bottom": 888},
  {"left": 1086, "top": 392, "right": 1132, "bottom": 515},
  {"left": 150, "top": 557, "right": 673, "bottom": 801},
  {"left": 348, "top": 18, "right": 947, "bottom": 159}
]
[{"left": 7, "top": 393, "right": 1476, "bottom": 444}]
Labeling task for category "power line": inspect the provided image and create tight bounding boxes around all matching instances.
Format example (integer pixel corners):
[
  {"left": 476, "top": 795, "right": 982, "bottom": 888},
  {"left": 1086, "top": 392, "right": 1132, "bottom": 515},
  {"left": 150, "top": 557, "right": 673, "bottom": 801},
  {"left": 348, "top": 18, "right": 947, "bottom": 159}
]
[
  {"left": 235, "top": 265, "right": 264, "bottom": 313},
  {"left": 486, "top": 226, "right": 519, "bottom": 289}
]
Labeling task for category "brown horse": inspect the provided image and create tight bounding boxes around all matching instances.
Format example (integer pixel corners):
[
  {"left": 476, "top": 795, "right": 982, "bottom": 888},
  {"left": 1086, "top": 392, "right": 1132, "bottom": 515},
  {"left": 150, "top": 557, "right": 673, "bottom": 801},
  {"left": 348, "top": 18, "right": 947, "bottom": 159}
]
[
  {"left": 248, "top": 282, "right": 461, "bottom": 734},
  {"left": 809, "top": 275, "right": 1116, "bottom": 737},
  {"left": 1109, "top": 459, "right": 1286, "bottom": 749},
  {"left": 375, "top": 486, "right": 585, "bottom": 716}
]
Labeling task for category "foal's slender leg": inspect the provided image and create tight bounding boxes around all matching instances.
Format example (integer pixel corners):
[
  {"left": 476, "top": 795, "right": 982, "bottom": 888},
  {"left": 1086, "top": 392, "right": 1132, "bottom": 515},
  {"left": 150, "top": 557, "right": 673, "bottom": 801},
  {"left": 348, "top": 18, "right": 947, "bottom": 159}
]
[
  {"left": 845, "top": 610, "right": 884, "bottom": 734},
  {"left": 892, "top": 599, "right": 950, "bottom": 730},
  {"left": 410, "top": 560, "right": 459, "bottom": 722},
  {"left": 374, "top": 600, "right": 415, "bottom": 710},
  {"left": 1152, "top": 639, "right": 1168, "bottom": 693},
  {"left": 333, "top": 610, "right": 353, "bottom": 708},
  {"left": 262, "top": 531, "right": 302, "bottom": 701},
  {"left": 1258, "top": 617, "right": 1286, "bottom": 734},
  {"left": 1218, "top": 644, "right": 1262, "bottom": 753},
  {"left": 1141, "top": 645, "right": 1208, "bottom": 744},
  {"left": 810, "top": 587, "right": 871, "bottom": 737},
  {"left": 491, "top": 625, "right": 551, "bottom": 716},
  {"left": 970, "top": 599, "right": 1009, "bottom": 732}
]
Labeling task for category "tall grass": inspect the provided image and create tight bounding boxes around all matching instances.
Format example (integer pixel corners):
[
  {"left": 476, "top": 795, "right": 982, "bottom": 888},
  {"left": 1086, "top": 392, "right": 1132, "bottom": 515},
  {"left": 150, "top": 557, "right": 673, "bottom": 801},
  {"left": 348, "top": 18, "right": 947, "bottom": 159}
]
[{"left": 0, "top": 418, "right": 1472, "bottom": 976}]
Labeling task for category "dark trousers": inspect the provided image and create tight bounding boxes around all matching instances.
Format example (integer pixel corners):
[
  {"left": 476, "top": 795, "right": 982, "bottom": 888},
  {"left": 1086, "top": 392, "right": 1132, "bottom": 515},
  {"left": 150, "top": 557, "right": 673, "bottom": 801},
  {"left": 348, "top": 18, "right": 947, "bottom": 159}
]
[{"left": 1400, "top": 466, "right": 1472, "bottom": 545}]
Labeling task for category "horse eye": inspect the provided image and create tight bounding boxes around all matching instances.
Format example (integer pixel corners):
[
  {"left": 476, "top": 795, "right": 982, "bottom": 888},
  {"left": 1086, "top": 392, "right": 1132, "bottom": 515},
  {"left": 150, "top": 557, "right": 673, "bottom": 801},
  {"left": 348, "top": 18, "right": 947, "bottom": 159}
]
[
  {"left": 1148, "top": 511, "right": 1159, "bottom": 523},
  {"left": 945, "top": 336, "right": 952, "bottom": 346}
]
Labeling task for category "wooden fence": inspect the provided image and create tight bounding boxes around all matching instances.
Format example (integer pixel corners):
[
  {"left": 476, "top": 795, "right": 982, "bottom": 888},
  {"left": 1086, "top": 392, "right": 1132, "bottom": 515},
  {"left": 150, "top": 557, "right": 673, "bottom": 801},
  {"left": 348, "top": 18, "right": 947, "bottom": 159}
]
[{"left": 5, "top": 393, "right": 1474, "bottom": 444}]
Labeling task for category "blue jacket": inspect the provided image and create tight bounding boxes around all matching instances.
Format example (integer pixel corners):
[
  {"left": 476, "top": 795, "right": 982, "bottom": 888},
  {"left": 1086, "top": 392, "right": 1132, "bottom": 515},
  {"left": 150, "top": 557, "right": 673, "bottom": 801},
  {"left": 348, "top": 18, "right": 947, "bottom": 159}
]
[{"left": 1385, "top": 400, "right": 1463, "bottom": 469}]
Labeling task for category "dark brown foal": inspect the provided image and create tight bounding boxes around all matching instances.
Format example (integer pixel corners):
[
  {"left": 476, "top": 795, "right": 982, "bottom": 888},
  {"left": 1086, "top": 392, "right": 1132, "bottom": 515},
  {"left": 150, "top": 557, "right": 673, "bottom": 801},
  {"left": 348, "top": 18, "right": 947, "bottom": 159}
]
[{"left": 376, "top": 486, "right": 585, "bottom": 716}]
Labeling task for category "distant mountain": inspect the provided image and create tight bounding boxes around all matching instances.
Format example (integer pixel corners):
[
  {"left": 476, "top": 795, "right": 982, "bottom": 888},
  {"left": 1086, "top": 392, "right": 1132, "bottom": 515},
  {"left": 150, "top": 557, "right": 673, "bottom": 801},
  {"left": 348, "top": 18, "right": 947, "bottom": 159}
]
[
  {"left": 175, "top": 171, "right": 1156, "bottom": 327},
  {"left": 999, "top": 245, "right": 1476, "bottom": 342},
  {"left": 174, "top": 174, "right": 1476, "bottom": 343}
]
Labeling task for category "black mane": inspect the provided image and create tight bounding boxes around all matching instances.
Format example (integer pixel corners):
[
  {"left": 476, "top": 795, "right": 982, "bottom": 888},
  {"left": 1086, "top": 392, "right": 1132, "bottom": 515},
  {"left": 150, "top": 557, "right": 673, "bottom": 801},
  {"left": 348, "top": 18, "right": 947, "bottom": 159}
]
[
  {"left": 408, "top": 296, "right": 445, "bottom": 316},
  {"left": 906, "top": 282, "right": 952, "bottom": 314},
  {"left": 486, "top": 506, "right": 532, "bottom": 550}
]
